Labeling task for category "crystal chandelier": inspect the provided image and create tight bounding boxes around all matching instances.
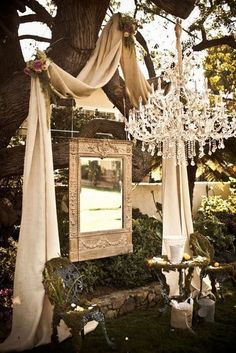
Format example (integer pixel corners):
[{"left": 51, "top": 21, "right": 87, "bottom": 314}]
[{"left": 125, "top": 21, "right": 236, "bottom": 166}]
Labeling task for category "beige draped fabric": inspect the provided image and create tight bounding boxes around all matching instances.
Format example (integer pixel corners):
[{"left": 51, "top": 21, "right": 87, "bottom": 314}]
[
  {"left": 49, "top": 13, "right": 151, "bottom": 106},
  {"left": 0, "top": 13, "right": 151, "bottom": 352},
  {"left": 162, "top": 156, "right": 210, "bottom": 296},
  {"left": 0, "top": 78, "right": 61, "bottom": 352},
  {"left": 162, "top": 157, "right": 193, "bottom": 295}
]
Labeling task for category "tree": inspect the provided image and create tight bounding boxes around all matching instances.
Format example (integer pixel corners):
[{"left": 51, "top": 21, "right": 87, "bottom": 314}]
[
  {"left": 0, "top": 0, "right": 235, "bottom": 198},
  {"left": 204, "top": 45, "right": 236, "bottom": 98},
  {"left": 195, "top": 44, "right": 236, "bottom": 182},
  {"left": 190, "top": 0, "right": 236, "bottom": 51},
  {"left": 0, "top": 0, "right": 196, "bottom": 181}
]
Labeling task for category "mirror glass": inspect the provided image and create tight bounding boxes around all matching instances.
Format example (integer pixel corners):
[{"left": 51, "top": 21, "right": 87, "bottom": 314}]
[{"left": 80, "top": 157, "right": 123, "bottom": 232}]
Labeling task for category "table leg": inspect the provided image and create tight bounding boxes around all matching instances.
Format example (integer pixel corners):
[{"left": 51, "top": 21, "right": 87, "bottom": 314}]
[
  {"left": 151, "top": 268, "right": 170, "bottom": 312},
  {"left": 184, "top": 267, "right": 194, "bottom": 299},
  {"left": 178, "top": 269, "right": 185, "bottom": 298}
]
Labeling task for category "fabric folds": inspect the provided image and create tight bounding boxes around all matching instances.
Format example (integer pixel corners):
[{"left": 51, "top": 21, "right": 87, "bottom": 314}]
[{"left": 0, "top": 78, "right": 60, "bottom": 352}]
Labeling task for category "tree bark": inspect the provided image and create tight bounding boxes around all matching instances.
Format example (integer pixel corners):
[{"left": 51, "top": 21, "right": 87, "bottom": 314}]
[
  {"left": 0, "top": 73, "right": 30, "bottom": 148},
  {"left": 0, "top": 1, "right": 25, "bottom": 84},
  {"left": 49, "top": 0, "right": 110, "bottom": 75}
]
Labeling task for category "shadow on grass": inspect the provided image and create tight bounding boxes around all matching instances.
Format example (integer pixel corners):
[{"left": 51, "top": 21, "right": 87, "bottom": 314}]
[{"left": 2, "top": 282, "right": 236, "bottom": 353}]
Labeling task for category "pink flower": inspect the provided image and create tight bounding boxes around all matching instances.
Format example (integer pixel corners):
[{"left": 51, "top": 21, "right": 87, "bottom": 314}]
[
  {"left": 33, "top": 59, "right": 43, "bottom": 72},
  {"left": 124, "top": 23, "right": 132, "bottom": 32}
]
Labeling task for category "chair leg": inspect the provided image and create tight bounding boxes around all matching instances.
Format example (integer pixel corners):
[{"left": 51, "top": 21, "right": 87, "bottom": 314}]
[
  {"left": 81, "top": 310, "right": 117, "bottom": 350},
  {"left": 97, "top": 312, "right": 117, "bottom": 351},
  {"left": 51, "top": 311, "right": 61, "bottom": 345},
  {"left": 70, "top": 326, "right": 83, "bottom": 353}
]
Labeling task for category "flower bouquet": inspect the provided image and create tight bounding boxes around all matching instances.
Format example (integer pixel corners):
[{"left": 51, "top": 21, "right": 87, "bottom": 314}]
[{"left": 119, "top": 14, "right": 138, "bottom": 50}]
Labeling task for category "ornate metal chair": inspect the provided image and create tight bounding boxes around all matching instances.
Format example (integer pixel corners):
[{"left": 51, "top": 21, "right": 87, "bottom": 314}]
[{"left": 42, "top": 257, "right": 116, "bottom": 351}]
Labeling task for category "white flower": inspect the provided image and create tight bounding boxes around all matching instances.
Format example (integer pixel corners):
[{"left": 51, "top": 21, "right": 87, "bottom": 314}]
[{"left": 75, "top": 306, "right": 84, "bottom": 312}]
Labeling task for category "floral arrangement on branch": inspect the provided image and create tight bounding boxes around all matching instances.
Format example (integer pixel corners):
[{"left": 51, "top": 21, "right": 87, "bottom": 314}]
[
  {"left": 24, "top": 49, "right": 57, "bottom": 126},
  {"left": 119, "top": 14, "right": 138, "bottom": 50}
]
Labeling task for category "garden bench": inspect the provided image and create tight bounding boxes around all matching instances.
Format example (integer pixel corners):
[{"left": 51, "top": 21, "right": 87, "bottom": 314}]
[{"left": 42, "top": 257, "right": 116, "bottom": 351}]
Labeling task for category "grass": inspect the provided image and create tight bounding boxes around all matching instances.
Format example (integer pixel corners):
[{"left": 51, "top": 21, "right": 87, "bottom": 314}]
[{"left": 9, "top": 281, "right": 236, "bottom": 353}]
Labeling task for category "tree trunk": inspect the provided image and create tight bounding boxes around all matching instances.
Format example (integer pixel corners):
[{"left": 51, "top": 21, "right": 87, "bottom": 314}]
[
  {"left": 187, "top": 164, "right": 197, "bottom": 211},
  {"left": 0, "top": 74, "right": 30, "bottom": 148},
  {"left": 50, "top": 0, "right": 110, "bottom": 75},
  {"left": 0, "top": 1, "right": 25, "bottom": 84}
]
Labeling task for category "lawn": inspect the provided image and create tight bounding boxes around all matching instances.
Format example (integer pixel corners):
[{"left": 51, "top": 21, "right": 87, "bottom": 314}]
[{"left": 11, "top": 281, "right": 236, "bottom": 353}]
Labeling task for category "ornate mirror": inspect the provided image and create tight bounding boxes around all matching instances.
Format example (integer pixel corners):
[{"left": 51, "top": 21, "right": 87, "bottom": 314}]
[{"left": 69, "top": 138, "right": 133, "bottom": 261}]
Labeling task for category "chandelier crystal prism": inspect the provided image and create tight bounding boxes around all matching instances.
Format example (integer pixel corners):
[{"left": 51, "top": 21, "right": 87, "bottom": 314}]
[{"left": 125, "top": 21, "right": 236, "bottom": 166}]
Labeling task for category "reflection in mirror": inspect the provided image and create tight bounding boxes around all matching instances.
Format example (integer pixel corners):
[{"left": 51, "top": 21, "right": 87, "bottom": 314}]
[{"left": 80, "top": 157, "right": 123, "bottom": 232}]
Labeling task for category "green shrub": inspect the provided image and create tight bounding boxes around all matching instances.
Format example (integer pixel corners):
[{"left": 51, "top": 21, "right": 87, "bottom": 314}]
[
  {"left": 0, "top": 210, "right": 162, "bottom": 294},
  {"left": 193, "top": 193, "right": 236, "bottom": 259},
  {"left": 0, "top": 237, "right": 17, "bottom": 287},
  {"left": 75, "top": 211, "right": 162, "bottom": 292}
]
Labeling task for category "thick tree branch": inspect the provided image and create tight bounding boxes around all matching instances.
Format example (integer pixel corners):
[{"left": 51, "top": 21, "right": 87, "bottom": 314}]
[
  {"left": 103, "top": 70, "right": 132, "bottom": 117},
  {"left": 19, "top": 14, "right": 51, "bottom": 28},
  {"left": 193, "top": 35, "right": 236, "bottom": 51},
  {"left": 136, "top": 31, "right": 156, "bottom": 79},
  {"left": 22, "top": 0, "right": 53, "bottom": 28},
  {"left": 18, "top": 34, "right": 51, "bottom": 42},
  {"left": 150, "top": 0, "right": 196, "bottom": 19},
  {"left": 201, "top": 27, "right": 207, "bottom": 41}
]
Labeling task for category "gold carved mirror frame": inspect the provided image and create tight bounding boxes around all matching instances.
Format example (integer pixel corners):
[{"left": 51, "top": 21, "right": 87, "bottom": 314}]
[{"left": 69, "top": 138, "right": 133, "bottom": 261}]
